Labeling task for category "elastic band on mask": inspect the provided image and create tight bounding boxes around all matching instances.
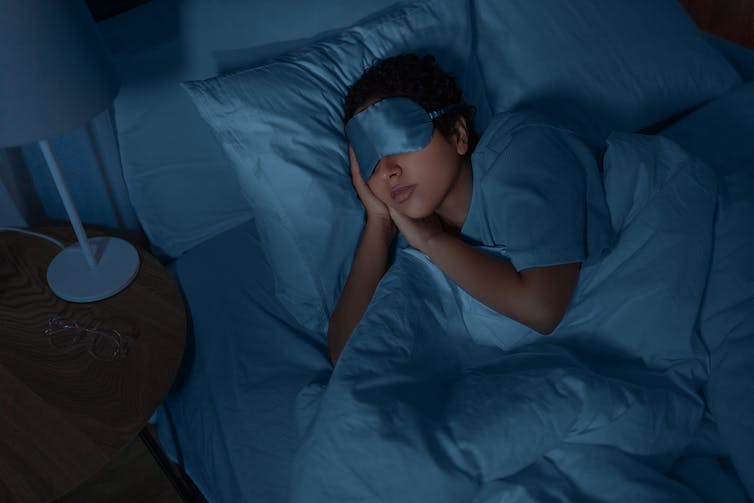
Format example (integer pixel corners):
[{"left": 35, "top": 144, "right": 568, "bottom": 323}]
[{"left": 428, "top": 104, "right": 457, "bottom": 120}]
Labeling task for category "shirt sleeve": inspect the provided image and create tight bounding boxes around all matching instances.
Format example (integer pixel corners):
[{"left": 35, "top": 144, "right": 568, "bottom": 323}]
[{"left": 476, "top": 124, "right": 589, "bottom": 271}]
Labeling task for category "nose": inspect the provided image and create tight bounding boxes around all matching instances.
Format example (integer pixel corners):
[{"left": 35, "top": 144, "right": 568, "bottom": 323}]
[{"left": 380, "top": 157, "right": 402, "bottom": 180}]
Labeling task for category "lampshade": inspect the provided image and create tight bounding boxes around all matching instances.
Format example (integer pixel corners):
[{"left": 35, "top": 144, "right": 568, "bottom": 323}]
[
  {"left": 0, "top": 1, "right": 137, "bottom": 304},
  {"left": 0, "top": 0, "right": 121, "bottom": 148}
]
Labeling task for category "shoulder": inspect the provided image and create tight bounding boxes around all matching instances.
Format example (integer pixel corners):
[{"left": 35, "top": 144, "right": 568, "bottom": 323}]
[
  {"left": 474, "top": 110, "right": 591, "bottom": 162},
  {"left": 472, "top": 111, "right": 595, "bottom": 178}
]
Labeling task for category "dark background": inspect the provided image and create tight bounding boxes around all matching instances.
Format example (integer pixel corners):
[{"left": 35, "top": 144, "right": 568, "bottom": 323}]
[
  {"left": 679, "top": 0, "right": 754, "bottom": 49},
  {"left": 86, "top": 0, "right": 152, "bottom": 21},
  {"left": 84, "top": 0, "right": 754, "bottom": 50}
]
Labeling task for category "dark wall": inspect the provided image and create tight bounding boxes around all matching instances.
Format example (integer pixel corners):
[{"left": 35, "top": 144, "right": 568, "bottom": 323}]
[
  {"left": 679, "top": 0, "right": 754, "bottom": 49},
  {"left": 86, "top": 0, "right": 151, "bottom": 22}
]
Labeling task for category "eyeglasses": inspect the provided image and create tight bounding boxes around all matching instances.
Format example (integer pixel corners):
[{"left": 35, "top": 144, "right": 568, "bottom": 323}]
[{"left": 44, "top": 316, "right": 134, "bottom": 361}]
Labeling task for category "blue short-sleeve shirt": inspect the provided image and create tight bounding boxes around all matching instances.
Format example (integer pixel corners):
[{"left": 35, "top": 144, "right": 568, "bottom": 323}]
[{"left": 461, "top": 112, "right": 613, "bottom": 271}]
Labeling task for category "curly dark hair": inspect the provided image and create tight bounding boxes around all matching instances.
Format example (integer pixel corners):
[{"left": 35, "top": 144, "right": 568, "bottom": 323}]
[{"left": 343, "top": 54, "right": 478, "bottom": 156}]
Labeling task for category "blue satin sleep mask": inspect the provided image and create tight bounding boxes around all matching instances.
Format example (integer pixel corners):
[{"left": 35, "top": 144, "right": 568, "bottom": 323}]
[{"left": 345, "top": 97, "right": 456, "bottom": 180}]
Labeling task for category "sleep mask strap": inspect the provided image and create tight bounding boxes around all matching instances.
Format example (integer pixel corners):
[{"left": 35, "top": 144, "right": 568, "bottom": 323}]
[{"left": 428, "top": 104, "right": 457, "bottom": 120}]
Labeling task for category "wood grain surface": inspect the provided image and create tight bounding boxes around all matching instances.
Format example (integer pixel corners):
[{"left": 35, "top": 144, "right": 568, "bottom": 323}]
[{"left": 0, "top": 228, "right": 186, "bottom": 503}]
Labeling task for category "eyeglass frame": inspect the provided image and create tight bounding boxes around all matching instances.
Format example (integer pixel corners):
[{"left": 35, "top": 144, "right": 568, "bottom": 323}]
[{"left": 44, "top": 316, "right": 133, "bottom": 361}]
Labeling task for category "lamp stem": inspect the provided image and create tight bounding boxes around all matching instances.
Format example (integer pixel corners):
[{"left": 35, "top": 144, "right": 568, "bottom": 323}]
[{"left": 38, "top": 139, "right": 97, "bottom": 269}]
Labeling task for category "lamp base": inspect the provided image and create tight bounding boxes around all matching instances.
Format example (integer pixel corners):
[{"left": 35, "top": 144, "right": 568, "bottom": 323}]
[{"left": 47, "top": 236, "right": 140, "bottom": 303}]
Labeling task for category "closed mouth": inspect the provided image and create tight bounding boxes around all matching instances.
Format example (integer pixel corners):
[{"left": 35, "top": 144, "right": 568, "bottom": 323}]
[{"left": 391, "top": 185, "right": 416, "bottom": 203}]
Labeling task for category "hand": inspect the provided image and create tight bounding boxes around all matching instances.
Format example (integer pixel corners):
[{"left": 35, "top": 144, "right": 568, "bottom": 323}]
[
  {"left": 388, "top": 207, "right": 445, "bottom": 254},
  {"left": 349, "top": 147, "right": 391, "bottom": 226}
]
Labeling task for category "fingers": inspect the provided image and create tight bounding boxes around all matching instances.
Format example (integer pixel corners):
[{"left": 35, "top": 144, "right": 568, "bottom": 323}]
[
  {"left": 349, "top": 145, "right": 390, "bottom": 220},
  {"left": 388, "top": 207, "right": 416, "bottom": 248},
  {"left": 349, "top": 147, "right": 369, "bottom": 192},
  {"left": 349, "top": 147, "right": 371, "bottom": 197},
  {"left": 348, "top": 147, "right": 362, "bottom": 180},
  {"left": 387, "top": 207, "right": 405, "bottom": 228},
  {"left": 348, "top": 146, "right": 358, "bottom": 166},
  {"left": 387, "top": 208, "right": 403, "bottom": 237}
]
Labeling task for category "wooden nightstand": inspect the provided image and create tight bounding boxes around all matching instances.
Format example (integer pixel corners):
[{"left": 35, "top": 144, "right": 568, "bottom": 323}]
[{"left": 0, "top": 227, "right": 187, "bottom": 503}]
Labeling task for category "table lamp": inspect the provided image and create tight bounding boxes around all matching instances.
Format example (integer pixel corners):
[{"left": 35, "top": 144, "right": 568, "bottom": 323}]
[{"left": 0, "top": 0, "right": 140, "bottom": 302}]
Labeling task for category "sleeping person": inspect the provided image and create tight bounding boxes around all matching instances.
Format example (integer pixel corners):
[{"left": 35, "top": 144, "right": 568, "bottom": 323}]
[{"left": 327, "top": 54, "right": 613, "bottom": 365}]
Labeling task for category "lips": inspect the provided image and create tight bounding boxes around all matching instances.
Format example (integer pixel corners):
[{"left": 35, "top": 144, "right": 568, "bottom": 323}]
[{"left": 390, "top": 184, "right": 416, "bottom": 203}]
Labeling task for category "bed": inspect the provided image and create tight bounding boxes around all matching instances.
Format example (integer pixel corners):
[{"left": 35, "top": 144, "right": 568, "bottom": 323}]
[{"left": 97, "top": 0, "right": 754, "bottom": 501}]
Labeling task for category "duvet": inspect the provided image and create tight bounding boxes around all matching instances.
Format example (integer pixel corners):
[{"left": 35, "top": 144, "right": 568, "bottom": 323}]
[{"left": 290, "top": 132, "right": 719, "bottom": 502}]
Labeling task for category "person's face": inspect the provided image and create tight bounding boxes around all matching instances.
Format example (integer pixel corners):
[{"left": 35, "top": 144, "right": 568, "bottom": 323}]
[{"left": 366, "top": 122, "right": 469, "bottom": 219}]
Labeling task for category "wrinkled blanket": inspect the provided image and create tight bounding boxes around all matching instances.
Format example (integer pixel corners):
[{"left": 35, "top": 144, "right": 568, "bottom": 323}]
[{"left": 290, "top": 133, "right": 718, "bottom": 502}]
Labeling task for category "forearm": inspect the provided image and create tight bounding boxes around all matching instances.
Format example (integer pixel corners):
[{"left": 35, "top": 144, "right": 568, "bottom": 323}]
[
  {"left": 327, "top": 219, "right": 394, "bottom": 364},
  {"left": 424, "top": 233, "right": 577, "bottom": 334}
]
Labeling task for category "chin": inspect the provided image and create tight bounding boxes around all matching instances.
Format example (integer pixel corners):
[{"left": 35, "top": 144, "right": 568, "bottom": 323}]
[{"left": 401, "top": 202, "right": 435, "bottom": 219}]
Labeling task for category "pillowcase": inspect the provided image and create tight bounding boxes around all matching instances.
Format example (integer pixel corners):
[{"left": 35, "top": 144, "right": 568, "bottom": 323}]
[
  {"left": 704, "top": 34, "right": 754, "bottom": 82},
  {"left": 182, "top": 0, "right": 489, "bottom": 330},
  {"left": 101, "top": 0, "right": 404, "bottom": 258},
  {"left": 472, "top": 0, "right": 742, "bottom": 145}
]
